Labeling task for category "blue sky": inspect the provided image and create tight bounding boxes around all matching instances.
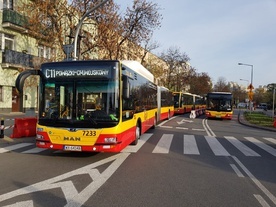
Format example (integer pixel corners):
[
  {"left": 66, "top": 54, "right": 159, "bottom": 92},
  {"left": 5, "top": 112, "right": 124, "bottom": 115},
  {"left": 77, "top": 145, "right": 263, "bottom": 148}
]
[{"left": 115, "top": 0, "right": 276, "bottom": 88}]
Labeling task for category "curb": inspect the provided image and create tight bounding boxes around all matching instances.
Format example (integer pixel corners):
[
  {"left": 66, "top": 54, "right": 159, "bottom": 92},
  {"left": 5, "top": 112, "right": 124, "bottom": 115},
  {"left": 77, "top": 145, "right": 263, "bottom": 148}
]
[{"left": 238, "top": 113, "right": 276, "bottom": 132}]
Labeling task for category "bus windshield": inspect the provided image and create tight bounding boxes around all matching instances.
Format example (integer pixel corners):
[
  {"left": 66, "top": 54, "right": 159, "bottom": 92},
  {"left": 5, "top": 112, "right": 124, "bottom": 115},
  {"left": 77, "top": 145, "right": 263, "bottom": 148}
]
[
  {"left": 206, "top": 93, "right": 232, "bottom": 112},
  {"left": 40, "top": 79, "right": 119, "bottom": 128}
]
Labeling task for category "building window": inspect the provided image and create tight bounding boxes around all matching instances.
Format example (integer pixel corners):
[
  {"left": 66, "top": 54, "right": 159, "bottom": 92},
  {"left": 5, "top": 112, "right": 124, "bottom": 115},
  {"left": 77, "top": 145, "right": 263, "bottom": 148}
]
[
  {"left": 0, "top": 33, "right": 15, "bottom": 50},
  {"left": 0, "top": 86, "right": 3, "bottom": 102},
  {"left": 38, "top": 45, "right": 51, "bottom": 59},
  {"left": 3, "top": 0, "right": 13, "bottom": 9}
]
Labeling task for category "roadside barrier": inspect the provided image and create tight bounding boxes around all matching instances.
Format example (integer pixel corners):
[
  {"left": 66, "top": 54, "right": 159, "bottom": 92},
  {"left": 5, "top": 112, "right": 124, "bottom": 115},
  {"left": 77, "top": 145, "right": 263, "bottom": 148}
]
[
  {"left": 189, "top": 108, "right": 205, "bottom": 119},
  {"left": 10, "top": 117, "right": 37, "bottom": 138}
]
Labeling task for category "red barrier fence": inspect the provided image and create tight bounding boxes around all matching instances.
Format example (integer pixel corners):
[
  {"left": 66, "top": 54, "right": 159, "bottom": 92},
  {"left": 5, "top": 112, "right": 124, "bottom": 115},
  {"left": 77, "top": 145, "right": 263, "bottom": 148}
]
[{"left": 10, "top": 117, "right": 37, "bottom": 138}]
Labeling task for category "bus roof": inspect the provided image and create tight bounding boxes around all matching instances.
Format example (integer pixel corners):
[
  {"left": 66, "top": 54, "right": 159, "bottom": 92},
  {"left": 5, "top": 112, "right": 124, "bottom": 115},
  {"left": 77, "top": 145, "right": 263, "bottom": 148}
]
[{"left": 121, "top": 60, "right": 154, "bottom": 82}]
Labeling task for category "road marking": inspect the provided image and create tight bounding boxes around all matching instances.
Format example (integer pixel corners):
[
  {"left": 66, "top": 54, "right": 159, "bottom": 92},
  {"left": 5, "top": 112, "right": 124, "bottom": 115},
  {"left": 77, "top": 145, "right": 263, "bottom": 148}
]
[
  {"left": 224, "top": 136, "right": 260, "bottom": 156},
  {"left": 229, "top": 164, "right": 244, "bottom": 178},
  {"left": 244, "top": 137, "right": 276, "bottom": 156},
  {"left": 0, "top": 143, "right": 33, "bottom": 153},
  {"left": 157, "top": 116, "right": 176, "bottom": 127},
  {"left": 253, "top": 194, "right": 271, "bottom": 207},
  {"left": 2, "top": 200, "right": 34, "bottom": 207},
  {"left": 0, "top": 153, "right": 130, "bottom": 207},
  {"left": 121, "top": 133, "right": 152, "bottom": 153},
  {"left": 202, "top": 119, "right": 216, "bottom": 137},
  {"left": 22, "top": 147, "right": 47, "bottom": 154},
  {"left": 177, "top": 118, "right": 193, "bottom": 124},
  {"left": 205, "top": 136, "right": 230, "bottom": 156},
  {"left": 183, "top": 135, "right": 199, "bottom": 155},
  {"left": 152, "top": 134, "right": 173, "bottom": 154},
  {"left": 264, "top": 137, "right": 276, "bottom": 144},
  {"left": 175, "top": 127, "right": 188, "bottom": 130},
  {"left": 233, "top": 156, "right": 276, "bottom": 205}
]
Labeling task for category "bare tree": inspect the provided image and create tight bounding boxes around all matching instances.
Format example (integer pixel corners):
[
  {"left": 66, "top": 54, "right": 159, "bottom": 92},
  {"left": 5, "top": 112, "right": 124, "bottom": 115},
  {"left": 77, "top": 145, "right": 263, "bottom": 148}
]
[
  {"left": 160, "top": 47, "right": 190, "bottom": 91},
  {"left": 188, "top": 71, "right": 212, "bottom": 96},
  {"left": 213, "top": 77, "right": 231, "bottom": 92}
]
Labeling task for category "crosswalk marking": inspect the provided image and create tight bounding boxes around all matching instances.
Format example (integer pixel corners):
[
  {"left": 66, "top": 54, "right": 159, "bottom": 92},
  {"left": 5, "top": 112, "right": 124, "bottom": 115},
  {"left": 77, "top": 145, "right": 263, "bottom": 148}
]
[
  {"left": 152, "top": 134, "right": 173, "bottom": 154},
  {"left": 122, "top": 133, "right": 152, "bottom": 153},
  {"left": 264, "top": 138, "right": 276, "bottom": 145},
  {"left": 224, "top": 136, "right": 260, "bottom": 156},
  {"left": 244, "top": 137, "right": 276, "bottom": 156},
  {"left": 0, "top": 135, "right": 275, "bottom": 157},
  {"left": 205, "top": 136, "right": 230, "bottom": 156},
  {"left": 0, "top": 143, "right": 33, "bottom": 153},
  {"left": 184, "top": 135, "right": 199, "bottom": 155},
  {"left": 22, "top": 147, "right": 47, "bottom": 154}
]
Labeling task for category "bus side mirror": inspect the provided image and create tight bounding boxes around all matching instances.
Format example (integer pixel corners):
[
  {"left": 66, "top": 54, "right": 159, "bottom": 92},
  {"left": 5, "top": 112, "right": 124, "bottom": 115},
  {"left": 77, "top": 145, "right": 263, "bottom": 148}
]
[
  {"left": 15, "top": 70, "right": 40, "bottom": 93},
  {"left": 122, "top": 75, "right": 130, "bottom": 99}
]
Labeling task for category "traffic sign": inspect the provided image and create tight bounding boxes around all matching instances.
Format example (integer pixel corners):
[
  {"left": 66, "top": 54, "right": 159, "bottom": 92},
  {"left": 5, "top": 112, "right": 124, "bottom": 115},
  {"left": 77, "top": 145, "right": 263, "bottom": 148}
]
[
  {"left": 247, "top": 84, "right": 254, "bottom": 90},
  {"left": 248, "top": 91, "right": 254, "bottom": 101}
]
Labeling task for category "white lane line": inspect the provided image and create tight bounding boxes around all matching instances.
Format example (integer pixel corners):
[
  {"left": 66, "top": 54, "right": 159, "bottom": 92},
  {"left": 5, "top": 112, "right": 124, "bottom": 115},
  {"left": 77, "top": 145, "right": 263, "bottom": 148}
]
[
  {"left": 157, "top": 116, "right": 176, "bottom": 127},
  {"left": 224, "top": 136, "right": 260, "bottom": 156},
  {"left": 253, "top": 194, "right": 271, "bottom": 207},
  {"left": 233, "top": 156, "right": 276, "bottom": 205},
  {"left": 184, "top": 135, "right": 199, "bottom": 155},
  {"left": 205, "top": 136, "right": 230, "bottom": 156},
  {"left": 0, "top": 143, "right": 33, "bottom": 153},
  {"left": 229, "top": 164, "right": 244, "bottom": 178},
  {"left": 244, "top": 137, "right": 276, "bottom": 156},
  {"left": 152, "top": 134, "right": 173, "bottom": 154},
  {"left": 0, "top": 153, "right": 131, "bottom": 207},
  {"left": 202, "top": 119, "right": 216, "bottom": 137}
]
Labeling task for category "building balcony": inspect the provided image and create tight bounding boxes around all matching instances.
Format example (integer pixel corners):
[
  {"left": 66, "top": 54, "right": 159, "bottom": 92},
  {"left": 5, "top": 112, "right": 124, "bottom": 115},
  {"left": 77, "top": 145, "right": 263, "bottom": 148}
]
[
  {"left": 2, "top": 49, "right": 34, "bottom": 69},
  {"left": 2, "top": 9, "right": 28, "bottom": 32}
]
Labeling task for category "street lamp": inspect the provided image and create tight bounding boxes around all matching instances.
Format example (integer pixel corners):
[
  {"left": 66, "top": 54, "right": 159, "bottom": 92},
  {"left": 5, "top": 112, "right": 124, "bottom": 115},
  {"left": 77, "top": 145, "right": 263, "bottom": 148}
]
[
  {"left": 240, "top": 78, "right": 249, "bottom": 86},
  {"left": 238, "top": 63, "right": 254, "bottom": 111},
  {"left": 73, "top": 0, "right": 110, "bottom": 60}
]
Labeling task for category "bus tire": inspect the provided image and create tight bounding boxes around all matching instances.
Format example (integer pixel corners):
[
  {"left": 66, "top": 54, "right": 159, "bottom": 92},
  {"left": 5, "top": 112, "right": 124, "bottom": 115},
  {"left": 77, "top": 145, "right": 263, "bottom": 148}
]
[{"left": 131, "top": 123, "right": 140, "bottom": 145}]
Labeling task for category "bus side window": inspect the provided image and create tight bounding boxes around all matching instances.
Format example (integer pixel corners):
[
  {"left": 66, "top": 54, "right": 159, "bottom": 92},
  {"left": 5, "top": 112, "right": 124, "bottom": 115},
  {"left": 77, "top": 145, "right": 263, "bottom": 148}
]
[{"left": 122, "top": 98, "right": 134, "bottom": 121}]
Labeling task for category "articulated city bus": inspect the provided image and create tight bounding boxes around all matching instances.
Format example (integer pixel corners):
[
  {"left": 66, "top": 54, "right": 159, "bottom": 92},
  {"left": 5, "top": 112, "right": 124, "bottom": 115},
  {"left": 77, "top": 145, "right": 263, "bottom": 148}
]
[
  {"left": 205, "top": 92, "right": 233, "bottom": 120},
  {"left": 16, "top": 60, "right": 158, "bottom": 152},
  {"left": 173, "top": 92, "right": 204, "bottom": 115},
  {"left": 157, "top": 86, "right": 174, "bottom": 121}
]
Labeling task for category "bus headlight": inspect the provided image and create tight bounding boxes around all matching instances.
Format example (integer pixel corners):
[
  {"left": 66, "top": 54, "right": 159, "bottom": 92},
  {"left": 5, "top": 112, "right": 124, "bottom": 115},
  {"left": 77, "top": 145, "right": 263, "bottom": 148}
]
[
  {"left": 37, "top": 127, "right": 44, "bottom": 132},
  {"left": 104, "top": 137, "right": 117, "bottom": 143}
]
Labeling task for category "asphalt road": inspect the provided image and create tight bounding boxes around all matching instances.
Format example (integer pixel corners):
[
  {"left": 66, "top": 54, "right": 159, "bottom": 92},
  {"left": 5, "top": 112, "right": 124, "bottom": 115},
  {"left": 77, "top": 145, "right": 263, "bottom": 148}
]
[{"left": 0, "top": 110, "right": 275, "bottom": 207}]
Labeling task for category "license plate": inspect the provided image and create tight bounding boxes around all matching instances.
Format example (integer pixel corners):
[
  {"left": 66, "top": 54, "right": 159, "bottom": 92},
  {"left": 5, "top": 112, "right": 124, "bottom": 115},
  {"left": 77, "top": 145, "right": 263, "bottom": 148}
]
[{"left": 64, "top": 146, "right": 82, "bottom": 151}]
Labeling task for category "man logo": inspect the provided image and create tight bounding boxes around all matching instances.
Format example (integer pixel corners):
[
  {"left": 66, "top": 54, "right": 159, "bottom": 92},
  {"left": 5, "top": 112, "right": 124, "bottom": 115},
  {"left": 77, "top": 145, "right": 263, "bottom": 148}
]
[{"left": 64, "top": 137, "right": 81, "bottom": 141}]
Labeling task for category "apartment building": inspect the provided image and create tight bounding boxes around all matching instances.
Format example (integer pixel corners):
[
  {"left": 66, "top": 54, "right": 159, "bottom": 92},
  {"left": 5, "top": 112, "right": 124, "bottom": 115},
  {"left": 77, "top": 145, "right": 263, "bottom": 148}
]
[
  {"left": 0, "top": 1, "right": 169, "bottom": 113},
  {"left": 0, "top": 0, "right": 53, "bottom": 113}
]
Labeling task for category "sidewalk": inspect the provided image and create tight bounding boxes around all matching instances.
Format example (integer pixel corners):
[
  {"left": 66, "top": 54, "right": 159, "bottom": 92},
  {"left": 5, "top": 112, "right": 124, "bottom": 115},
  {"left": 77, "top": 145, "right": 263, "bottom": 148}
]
[{"left": 0, "top": 112, "right": 36, "bottom": 143}]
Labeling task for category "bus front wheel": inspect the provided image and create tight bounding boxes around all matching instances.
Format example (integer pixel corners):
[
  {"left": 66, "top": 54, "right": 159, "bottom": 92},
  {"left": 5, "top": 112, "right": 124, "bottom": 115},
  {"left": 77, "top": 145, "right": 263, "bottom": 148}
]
[{"left": 131, "top": 123, "right": 140, "bottom": 145}]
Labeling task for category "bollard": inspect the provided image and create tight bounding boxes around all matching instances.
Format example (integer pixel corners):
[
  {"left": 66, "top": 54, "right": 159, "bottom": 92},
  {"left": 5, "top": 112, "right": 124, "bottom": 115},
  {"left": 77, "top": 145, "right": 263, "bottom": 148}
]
[
  {"left": 190, "top": 110, "right": 196, "bottom": 119},
  {"left": 0, "top": 118, "right": 4, "bottom": 138}
]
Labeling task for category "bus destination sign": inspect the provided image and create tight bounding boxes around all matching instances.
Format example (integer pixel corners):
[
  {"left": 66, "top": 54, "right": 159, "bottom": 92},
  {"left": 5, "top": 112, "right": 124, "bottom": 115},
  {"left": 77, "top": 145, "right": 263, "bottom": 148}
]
[{"left": 44, "top": 68, "right": 111, "bottom": 79}]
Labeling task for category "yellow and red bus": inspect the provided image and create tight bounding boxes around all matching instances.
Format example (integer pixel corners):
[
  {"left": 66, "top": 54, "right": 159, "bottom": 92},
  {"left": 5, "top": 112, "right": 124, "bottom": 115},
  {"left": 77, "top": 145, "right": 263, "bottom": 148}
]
[
  {"left": 205, "top": 92, "right": 233, "bottom": 120},
  {"left": 173, "top": 92, "right": 204, "bottom": 115},
  {"left": 16, "top": 60, "right": 158, "bottom": 152},
  {"left": 157, "top": 86, "right": 174, "bottom": 121}
]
